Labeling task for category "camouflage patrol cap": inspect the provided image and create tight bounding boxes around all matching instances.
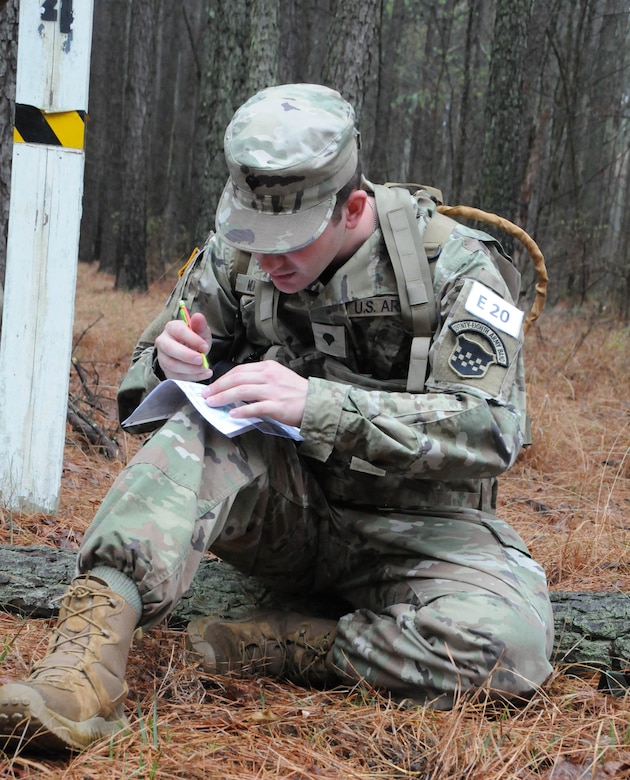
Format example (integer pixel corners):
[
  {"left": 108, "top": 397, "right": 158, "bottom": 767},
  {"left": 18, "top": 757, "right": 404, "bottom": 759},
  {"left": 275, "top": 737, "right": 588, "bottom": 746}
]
[{"left": 215, "top": 83, "right": 359, "bottom": 254}]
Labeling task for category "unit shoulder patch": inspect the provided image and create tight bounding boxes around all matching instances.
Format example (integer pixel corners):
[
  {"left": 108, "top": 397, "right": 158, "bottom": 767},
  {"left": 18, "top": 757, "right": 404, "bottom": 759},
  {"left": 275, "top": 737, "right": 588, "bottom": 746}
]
[
  {"left": 448, "top": 320, "right": 507, "bottom": 378},
  {"left": 427, "top": 277, "right": 523, "bottom": 401}
]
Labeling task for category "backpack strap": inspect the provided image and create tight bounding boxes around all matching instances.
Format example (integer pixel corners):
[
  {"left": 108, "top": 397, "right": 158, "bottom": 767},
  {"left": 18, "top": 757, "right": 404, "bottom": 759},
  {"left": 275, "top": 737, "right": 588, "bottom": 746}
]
[
  {"left": 228, "top": 251, "right": 283, "bottom": 345},
  {"left": 255, "top": 280, "right": 282, "bottom": 344},
  {"left": 384, "top": 182, "right": 456, "bottom": 258},
  {"left": 374, "top": 183, "right": 453, "bottom": 392},
  {"left": 385, "top": 181, "right": 445, "bottom": 205},
  {"left": 423, "top": 210, "right": 458, "bottom": 259}
]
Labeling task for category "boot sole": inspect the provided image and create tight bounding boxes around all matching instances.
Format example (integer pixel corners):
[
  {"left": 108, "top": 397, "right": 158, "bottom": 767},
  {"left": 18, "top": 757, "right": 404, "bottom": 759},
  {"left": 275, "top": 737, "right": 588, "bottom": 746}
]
[{"left": 0, "top": 682, "right": 129, "bottom": 753}]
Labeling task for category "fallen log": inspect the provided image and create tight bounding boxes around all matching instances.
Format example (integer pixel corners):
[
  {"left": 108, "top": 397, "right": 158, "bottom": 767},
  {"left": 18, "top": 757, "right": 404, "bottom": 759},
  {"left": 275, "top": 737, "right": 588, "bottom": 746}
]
[{"left": 0, "top": 545, "right": 628, "bottom": 674}]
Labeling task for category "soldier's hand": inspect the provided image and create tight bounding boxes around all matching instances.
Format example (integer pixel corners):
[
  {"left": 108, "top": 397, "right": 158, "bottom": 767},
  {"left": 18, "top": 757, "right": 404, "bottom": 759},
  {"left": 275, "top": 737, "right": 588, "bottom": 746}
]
[
  {"left": 202, "top": 360, "right": 308, "bottom": 427},
  {"left": 154, "top": 313, "right": 213, "bottom": 381}
]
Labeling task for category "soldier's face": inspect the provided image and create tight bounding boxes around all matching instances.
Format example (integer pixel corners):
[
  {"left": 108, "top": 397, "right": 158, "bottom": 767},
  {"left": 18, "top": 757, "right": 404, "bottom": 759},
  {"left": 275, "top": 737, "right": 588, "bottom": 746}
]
[{"left": 252, "top": 215, "right": 347, "bottom": 293}]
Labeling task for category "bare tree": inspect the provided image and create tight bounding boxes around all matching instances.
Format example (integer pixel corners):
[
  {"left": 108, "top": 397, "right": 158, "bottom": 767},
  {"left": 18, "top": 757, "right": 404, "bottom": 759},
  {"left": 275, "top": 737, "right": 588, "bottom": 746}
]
[
  {"left": 409, "top": 0, "right": 462, "bottom": 188},
  {"left": 247, "top": 0, "right": 280, "bottom": 94},
  {"left": 79, "top": 0, "right": 128, "bottom": 272},
  {"left": 451, "top": 1, "right": 493, "bottom": 202},
  {"left": 114, "top": 0, "right": 158, "bottom": 290},
  {"left": 322, "top": 0, "right": 380, "bottom": 122},
  {"left": 479, "top": 0, "right": 532, "bottom": 239},
  {"left": 0, "top": 0, "right": 18, "bottom": 289},
  {"left": 369, "top": 0, "right": 403, "bottom": 183},
  {"left": 193, "top": 0, "right": 281, "bottom": 243},
  {"left": 74, "top": 0, "right": 630, "bottom": 316},
  {"left": 505, "top": 0, "right": 630, "bottom": 315},
  {"left": 278, "top": 0, "right": 332, "bottom": 84},
  {"left": 148, "top": 1, "right": 205, "bottom": 273}
]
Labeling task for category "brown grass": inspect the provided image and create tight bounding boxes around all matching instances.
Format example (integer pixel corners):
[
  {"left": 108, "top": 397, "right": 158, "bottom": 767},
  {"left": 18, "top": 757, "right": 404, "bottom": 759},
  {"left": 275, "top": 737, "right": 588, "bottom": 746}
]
[{"left": 1, "top": 263, "right": 629, "bottom": 778}]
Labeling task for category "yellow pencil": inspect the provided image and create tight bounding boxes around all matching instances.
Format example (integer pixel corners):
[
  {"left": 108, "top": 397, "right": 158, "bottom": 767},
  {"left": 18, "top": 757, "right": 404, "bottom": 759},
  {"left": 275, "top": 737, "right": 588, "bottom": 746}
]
[{"left": 178, "top": 300, "right": 210, "bottom": 369}]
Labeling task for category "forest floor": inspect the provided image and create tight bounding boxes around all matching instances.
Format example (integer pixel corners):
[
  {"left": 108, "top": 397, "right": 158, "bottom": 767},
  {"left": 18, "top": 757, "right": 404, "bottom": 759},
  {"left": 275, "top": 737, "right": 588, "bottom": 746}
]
[{"left": 0, "top": 262, "right": 629, "bottom": 779}]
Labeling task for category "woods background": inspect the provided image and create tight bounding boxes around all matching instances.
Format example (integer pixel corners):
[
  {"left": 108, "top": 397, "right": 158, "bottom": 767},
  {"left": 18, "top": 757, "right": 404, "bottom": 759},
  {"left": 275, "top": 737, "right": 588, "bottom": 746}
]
[{"left": 1, "top": 0, "right": 629, "bottom": 317}]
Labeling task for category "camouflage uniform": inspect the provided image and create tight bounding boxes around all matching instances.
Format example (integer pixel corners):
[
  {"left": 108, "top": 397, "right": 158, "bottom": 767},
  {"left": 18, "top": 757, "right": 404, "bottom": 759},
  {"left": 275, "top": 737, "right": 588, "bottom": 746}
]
[
  {"left": 77, "top": 84, "right": 553, "bottom": 709},
  {"left": 77, "top": 209, "right": 553, "bottom": 709}
]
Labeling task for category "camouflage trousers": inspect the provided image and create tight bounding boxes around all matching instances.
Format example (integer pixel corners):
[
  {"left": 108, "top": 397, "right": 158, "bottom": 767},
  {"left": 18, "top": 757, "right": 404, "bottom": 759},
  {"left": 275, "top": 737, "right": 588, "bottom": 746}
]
[{"left": 78, "top": 404, "right": 554, "bottom": 709}]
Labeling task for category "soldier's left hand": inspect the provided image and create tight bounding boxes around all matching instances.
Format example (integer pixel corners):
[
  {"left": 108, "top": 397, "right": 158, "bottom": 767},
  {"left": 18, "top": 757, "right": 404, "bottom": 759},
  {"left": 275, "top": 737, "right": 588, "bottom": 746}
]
[{"left": 201, "top": 360, "right": 308, "bottom": 427}]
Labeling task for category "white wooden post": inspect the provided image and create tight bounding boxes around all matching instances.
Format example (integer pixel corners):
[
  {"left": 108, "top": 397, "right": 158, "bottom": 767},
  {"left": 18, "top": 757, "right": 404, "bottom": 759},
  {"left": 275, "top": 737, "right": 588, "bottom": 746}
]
[{"left": 0, "top": 0, "right": 94, "bottom": 512}]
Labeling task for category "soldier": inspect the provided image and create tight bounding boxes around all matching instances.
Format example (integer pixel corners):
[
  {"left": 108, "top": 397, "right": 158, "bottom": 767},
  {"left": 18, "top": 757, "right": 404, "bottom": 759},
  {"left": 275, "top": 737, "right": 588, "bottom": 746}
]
[{"left": 0, "top": 83, "right": 554, "bottom": 753}]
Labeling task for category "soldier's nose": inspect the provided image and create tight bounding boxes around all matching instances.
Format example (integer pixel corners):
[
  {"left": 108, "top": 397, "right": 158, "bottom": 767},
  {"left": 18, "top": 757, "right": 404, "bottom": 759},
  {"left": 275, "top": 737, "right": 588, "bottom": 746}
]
[{"left": 256, "top": 254, "right": 286, "bottom": 273}]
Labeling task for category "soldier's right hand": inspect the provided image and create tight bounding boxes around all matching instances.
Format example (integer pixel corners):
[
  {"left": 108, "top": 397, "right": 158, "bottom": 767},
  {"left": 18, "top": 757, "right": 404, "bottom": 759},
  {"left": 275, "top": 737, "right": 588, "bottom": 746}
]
[{"left": 154, "top": 313, "right": 213, "bottom": 382}]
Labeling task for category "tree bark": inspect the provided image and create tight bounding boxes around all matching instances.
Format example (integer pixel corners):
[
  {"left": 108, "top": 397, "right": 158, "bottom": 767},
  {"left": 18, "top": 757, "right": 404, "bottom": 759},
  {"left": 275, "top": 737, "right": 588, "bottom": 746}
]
[
  {"left": 479, "top": 0, "right": 531, "bottom": 249},
  {"left": 321, "top": 0, "right": 380, "bottom": 124},
  {"left": 368, "top": 0, "right": 401, "bottom": 183},
  {"left": 1, "top": 545, "right": 628, "bottom": 674},
  {"left": 114, "top": 0, "right": 158, "bottom": 291},
  {"left": 87, "top": 0, "right": 129, "bottom": 274},
  {"left": 150, "top": 1, "right": 204, "bottom": 274},
  {"left": 192, "top": 0, "right": 281, "bottom": 245},
  {"left": 0, "top": 0, "right": 18, "bottom": 286}
]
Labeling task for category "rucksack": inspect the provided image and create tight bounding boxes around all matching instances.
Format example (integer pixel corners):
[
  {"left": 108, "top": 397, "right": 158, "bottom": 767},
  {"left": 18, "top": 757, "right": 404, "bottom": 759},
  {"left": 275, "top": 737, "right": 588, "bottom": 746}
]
[{"left": 374, "top": 182, "right": 547, "bottom": 392}]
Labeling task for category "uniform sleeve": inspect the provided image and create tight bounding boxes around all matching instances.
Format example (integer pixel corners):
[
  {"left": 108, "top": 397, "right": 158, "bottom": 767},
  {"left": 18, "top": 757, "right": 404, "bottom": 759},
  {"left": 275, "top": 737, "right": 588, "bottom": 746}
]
[
  {"left": 117, "top": 234, "right": 243, "bottom": 423},
  {"left": 298, "top": 228, "right": 528, "bottom": 482}
]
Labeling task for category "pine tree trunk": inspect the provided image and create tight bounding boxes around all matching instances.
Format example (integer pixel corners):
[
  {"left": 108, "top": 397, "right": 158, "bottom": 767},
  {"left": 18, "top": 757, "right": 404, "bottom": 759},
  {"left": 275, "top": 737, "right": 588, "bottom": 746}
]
[
  {"left": 479, "top": 0, "right": 531, "bottom": 239},
  {"left": 321, "top": 0, "right": 379, "bottom": 122},
  {"left": 0, "top": 0, "right": 18, "bottom": 286},
  {"left": 114, "top": 0, "right": 157, "bottom": 291}
]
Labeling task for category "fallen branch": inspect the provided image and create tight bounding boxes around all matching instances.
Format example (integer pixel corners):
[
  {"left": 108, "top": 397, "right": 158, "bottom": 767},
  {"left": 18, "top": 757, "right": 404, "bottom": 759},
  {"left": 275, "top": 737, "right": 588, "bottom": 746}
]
[
  {"left": 66, "top": 399, "right": 123, "bottom": 460},
  {"left": 0, "top": 545, "right": 628, "bottom": 675},
  {"left": 66, "top": 356, "right": 123, "bottom": 461}
]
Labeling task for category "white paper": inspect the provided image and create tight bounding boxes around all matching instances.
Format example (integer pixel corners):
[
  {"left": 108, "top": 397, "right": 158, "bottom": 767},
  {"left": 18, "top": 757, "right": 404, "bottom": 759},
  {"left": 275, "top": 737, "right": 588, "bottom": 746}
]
[{"left": 122, "top": 379, "right": 303, "bottom": 441}]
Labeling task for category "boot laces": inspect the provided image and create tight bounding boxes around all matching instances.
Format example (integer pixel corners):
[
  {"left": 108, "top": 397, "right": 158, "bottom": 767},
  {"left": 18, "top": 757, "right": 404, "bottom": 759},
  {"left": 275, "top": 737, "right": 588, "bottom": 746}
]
[{"left": 31, "top": 582, "right": 118, "bottom": 685}]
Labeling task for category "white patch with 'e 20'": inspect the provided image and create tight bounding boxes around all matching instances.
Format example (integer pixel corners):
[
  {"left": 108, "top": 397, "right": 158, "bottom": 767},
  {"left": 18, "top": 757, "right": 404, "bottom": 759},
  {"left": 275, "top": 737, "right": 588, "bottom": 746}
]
[{"left": 464, "top": 280, "right": 523, "bottom": 339}]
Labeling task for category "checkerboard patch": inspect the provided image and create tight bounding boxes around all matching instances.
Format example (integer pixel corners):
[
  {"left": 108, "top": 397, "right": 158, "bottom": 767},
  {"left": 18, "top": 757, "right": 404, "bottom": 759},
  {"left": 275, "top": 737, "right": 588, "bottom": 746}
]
[
  {"left": 447, "top": 315, "right": 511, "bottom": 380},
  {"left": 449, "top": 333, "right": 496, "bottom": 377}
]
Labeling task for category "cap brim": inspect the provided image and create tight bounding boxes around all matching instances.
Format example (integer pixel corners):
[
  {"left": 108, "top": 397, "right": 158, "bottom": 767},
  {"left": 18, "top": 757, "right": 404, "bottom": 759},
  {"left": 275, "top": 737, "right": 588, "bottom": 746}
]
[{"left": 215, "top": 178, "right": 335, "bottom": 254}]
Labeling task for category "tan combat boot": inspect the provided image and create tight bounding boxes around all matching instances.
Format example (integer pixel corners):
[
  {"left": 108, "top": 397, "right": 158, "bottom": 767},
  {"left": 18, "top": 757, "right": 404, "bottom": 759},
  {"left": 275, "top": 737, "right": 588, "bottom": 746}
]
[
  {"left": 187, "top": 611, "right": 338, "bottom": 687},
  {"left": 0, "top": 574, "right": 138, "bottom": 753}
]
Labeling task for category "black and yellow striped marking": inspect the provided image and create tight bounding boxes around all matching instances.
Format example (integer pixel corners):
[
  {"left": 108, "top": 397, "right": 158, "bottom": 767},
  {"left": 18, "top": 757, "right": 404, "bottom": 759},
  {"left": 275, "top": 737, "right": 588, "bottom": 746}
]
[{"left": 14, "top": 104, "right": 86, "bottom": 149}]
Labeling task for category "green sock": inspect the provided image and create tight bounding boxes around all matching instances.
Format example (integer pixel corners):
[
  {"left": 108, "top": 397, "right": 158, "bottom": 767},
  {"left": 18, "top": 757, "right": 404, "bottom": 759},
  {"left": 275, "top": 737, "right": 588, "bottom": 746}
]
[{"left": 89, "top": 565, "right": 143, "bottom": 621}]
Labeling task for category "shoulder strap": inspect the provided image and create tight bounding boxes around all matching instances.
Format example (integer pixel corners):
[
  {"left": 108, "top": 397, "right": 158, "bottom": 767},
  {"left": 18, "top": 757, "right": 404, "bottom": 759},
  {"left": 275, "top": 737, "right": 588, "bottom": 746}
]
[
  {"left": 374, "top": 183, "right": 449, "bottom": 392},
  {"left": 383, "top": 182, "right": 457, "bottom": 258},
  {"left": 385, "top": 181, "right": 445, "bottom": 205},
  {"left": 230, "top": 248, "right": 253, "bottom": 288},
  {"left": 255, "top": 280, "right": 282, "bottom": 343},
  {"left": 423, "top": 210, "right": 458, "bottom": 258}
]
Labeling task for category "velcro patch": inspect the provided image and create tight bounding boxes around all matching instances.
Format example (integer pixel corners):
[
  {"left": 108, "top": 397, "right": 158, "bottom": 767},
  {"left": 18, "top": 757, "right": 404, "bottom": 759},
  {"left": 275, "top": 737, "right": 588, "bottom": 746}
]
[
  {"left": 346, "top": 296, "right": 402, "bottom": 317},
  {"left": 449, "top": 320, "right": 508, "bottom": 368},
  {"left": 312, "top": 322, "right": 347, "bottom": 358},
  {"left": 464, "top": 280, "right": 523, "bottom": 338},
  {"left": 449, "top": 320, "right": 508, "bottom": 377},
  {"left": 235, "top": 274, "right": 257, "bottom": 294}
]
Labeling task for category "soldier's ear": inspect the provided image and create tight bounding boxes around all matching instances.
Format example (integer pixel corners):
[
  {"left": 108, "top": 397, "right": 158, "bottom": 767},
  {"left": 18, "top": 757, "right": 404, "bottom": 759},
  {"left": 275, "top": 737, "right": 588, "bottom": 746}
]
[{"left": 344, "top": 189, "right": 367, "bottom": 229}]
